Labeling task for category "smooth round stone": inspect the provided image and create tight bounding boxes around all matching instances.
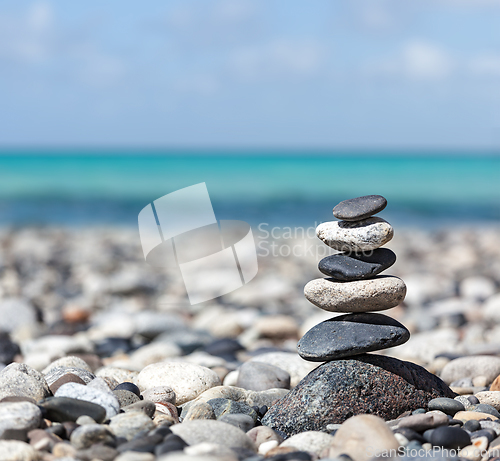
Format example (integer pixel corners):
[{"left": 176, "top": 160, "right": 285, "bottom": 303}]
[
  {"left": 470, "top": 428, "right": 497, "bottom": 442},
  {"left": 219, "top": 414, "right": 255, "bottom": 432},
  {"left": 236, "top": 362, "right": 291, "bottom": 391},
  {"left": 281, "top": 431, "right": 336, "bottom": 457},
  {"left": 137, "top": 362, "right": 221, "bottom": 405},
  {"left": 470, "top": 403, "right": 500, "bottom": 419},
  {"left": 0, "top": 440, "right": 38, "bottom": 460},
  {"left": 430, "top": 426, "right": 471, "bottom": 449},
  {"left": 0, "top": 363, "right": 50, "bottom": 402},
  {"left": 297, "top": 313, "right": 409, "bottom": 362},
  {"left": 304, "top": 276, "right": 406, "bottom": 313},
  {"left": 396, "top": 412, "right": 449, "bottom": 432},
  {"left": 0, "top": 402, "right": 42, "bottom": 436},
  {"left": 39, "top": 396, "right": 107, "bottom": 423},
  {"left": 207, "top": 398, "right": 258, "bottom": 422},
  {"left": 170, "top": 420, "right": 256, "bottom": 450},
  {"left": 316, "top": 217, "right": 393, "bottom": 252},
  {"left": 441, "top": 356, "right": 500, "bottom": 385},
  {"left": 333, "top": 195, "right": 388, "bottom": 221},
  {"left": 464, "top": 420, "right": 481, "bottom": 432},
  {"left": 318, "top": 249, "right": 396, "bottom": 282},
  {"left": 182, "top": 401, "right": 216, "bottom": 421},
  {"left": 55, "top": 383, "right": 119, "bottom": 419},
  {"left": 113, "top": 390, "right": 140, "bottom": 408},
  {"left": 109, "top": 410, "right": 155, "bottom": 441},
  {"left": 70, "top": 423, "right": 115, "bottom": 450},
  {"left": 114, "top": 382, "right": 141, "bottom": 397},
  {"left": 141, "top": 386, "right": 176, "bottom": 406},
  {"left": 428, "top": 398, "right": 465, "bottom": 416}
]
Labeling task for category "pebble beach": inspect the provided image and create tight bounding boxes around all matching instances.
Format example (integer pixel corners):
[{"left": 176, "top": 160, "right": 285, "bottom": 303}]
[{"left": 1, "top": 211, "right": 500, "bottom": 460}]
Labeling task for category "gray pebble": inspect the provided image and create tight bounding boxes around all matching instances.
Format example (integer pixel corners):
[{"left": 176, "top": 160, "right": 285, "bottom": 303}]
[
  {"left": 109, "top": 411, "right": 155, "bottom": 441},
  {"left": 219, "top": 413, "right": 255, "bottom": 432},
  {"left": 428, "top": 398, "right": 465, "bottom": 416},
  {"left": 113, "top": 389, "right": 140, "bottom": 408},
  {"left": 70, "top": 423, "right": 115, "bottom": 450},
  {"left": 44, "top": 367, "right": 95, "bottom": 387},
  {"left": 333, "top": 195, "right": 387, "bottom": 221},
  {"left": 236, "top": 362, "right": 290, "bottom": 391},
  {"left": 0, "top": 402, "right": 42, "bottom": 437},
  {"left": 0, "top": 363, "right": 50, "bottom": 402}
]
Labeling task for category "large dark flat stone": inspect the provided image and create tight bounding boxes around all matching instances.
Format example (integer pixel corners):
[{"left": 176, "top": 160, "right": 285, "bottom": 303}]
[
  {"left": 318, "top": 249, "right": 396, "bottom": 281},
  {"left": 39, "top": 396, "right": 106, "bottom": 423},
  {"left": 333, "top": 195, "right": 387, "bottom": 221},
  {"left": 261, "top": 354, "right": 456, "bottom": 437},
  {"left": 297, "top": 313, "right": 410, "bottom": 361}
]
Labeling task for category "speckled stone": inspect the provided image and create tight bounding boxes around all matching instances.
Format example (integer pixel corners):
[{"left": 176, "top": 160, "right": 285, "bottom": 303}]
[
  {"left": 316, "top": 217, "right": 393, "bottom": 252},
  {"left": 318, "top": 248, "right": 396, "bottom": 281},
  {"left": 44, "top": 367, "right": 95, "bottom": 387},
  {"left": 297, "top": 313, "right": 410, "bottom": 361},
  {"left": 113, "top": 390, "right": 140, "bottom": 408},
  {"left": 261, "top": 354, "right": 456, "bottom": 437},
  {"left": 207, "top": 398, "right": 258, "bottom": 422},
  {"left": 333, "top": 195, "right": 388, "bottom": 221},
  {"left": 304, "top": 276, "right": 406, "bottom": 313}
]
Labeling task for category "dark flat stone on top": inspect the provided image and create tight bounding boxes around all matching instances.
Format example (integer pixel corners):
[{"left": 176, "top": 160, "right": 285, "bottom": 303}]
[
  {"left": 333, "top": 195, "right": 387, "bottom": 221},
  {"left": 318, "top": 248, "right": 396, "bottom": 281},
  {"left": 297, "top": 313, "right": 410, "bottom": 361}
]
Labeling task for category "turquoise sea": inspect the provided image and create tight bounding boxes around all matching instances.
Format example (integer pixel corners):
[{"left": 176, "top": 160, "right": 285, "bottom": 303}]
[{"left": 0, "top": 151, "right": 499, "bottom": 227}]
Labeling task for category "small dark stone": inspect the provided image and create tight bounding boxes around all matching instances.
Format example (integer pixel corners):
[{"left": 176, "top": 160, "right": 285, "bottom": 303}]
[
  {"left": 95, "top": 337, "right": 132, "bottom": 357},
  {"left": 46, "top": 424, "right": 66, "bottom": 439},
  {"left": 203, "top": 338, "right": 244, "bottom": 361},
  {"left": 207, "top": 398, "right": 258, "bottom": 422},
  {"left": 261, "top": 354, "right": 456, "bottom": 436},
  {"left": 318, "top": 249, "right": 396, "bottom": 281},
  {"left": 62, "top": 421, "right": 78, "bottom": 439},
  {"left": 471, "top": 428, "right": 497, "bottom": 443},
  {"left": 464, "top": 420, "right": 481, "bottom": 432},
  {"left": 428, "top": 397, "right": 465, "bottom": 416},
  {"left": 49, "top": 373, "right": 86, "bottom": 395},
  {"left": 154, "top": 434, "right": 188, "bottom": 456},
  {"left": 423, "top": 429, "right": 435, "bottom": 443},
  {"left": 39, "top": 396, "right": 106, "bottom": 423},
  {"left": 468, "top": 396, "right": 480, "bottom": 405},
  {"left": 394, "top": 427, "right": 426, "bottom": 444},
  {"left": 470, "top": 404, "right": 500, "bottom": 419},
  {"left": 333, "top": 195, "right": 387, "bottom": 221},
  {"left": 259, "top": 405, "right": 268, "bottom": 417},
  {"left": 113, "top": 382, "right": 140, "bottom": 397},
  {"left": 431, "top": 426, "right": 471, "bottom": 449},
  {"left": 0, "top": 332, "right": 21, "bottom": 364},
  {"left": 297, "top": 313, "right": 410, "bottom": 361},
  {"left": 117, "top": 434, "right": 163, "bottom": 453},
  {"left": 149, "top": 425, "right": 172, "bottom": 439},
  {"left": 0, "top": 429, "right": 28, "bottom": 442}
]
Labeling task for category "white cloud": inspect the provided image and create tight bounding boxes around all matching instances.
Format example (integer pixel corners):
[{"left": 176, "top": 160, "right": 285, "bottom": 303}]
[
  {"left": 402, "top": 40, "right": 453, "bottom": 80},
  {"left": 0, "top": 1, "right": 53, "bottom": 63},
  {"left": 470, "top": 54, "right": 500, "bottom": 76},
  {"left": 364, "top": 40, "right": 454, "bottom": 82},
  {"left": 231, "top": 39, "right": 324, "bottom": 82}
]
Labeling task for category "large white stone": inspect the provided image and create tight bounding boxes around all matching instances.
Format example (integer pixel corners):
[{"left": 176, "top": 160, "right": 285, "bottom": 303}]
[{"left": 136, "top": 362, "right": 221, "bottom": 405}]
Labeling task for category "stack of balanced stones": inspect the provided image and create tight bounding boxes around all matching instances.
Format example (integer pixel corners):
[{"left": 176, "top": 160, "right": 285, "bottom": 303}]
[{"left": 297, "top": 195, "right": 409, "bottom": 362}]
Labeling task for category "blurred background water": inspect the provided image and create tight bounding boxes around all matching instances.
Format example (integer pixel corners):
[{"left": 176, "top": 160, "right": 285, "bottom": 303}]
[{"left": 0, "top": 151, "right": 498, "bottom": 228}]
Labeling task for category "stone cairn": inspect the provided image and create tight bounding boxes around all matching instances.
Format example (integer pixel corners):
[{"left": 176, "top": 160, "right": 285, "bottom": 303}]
[
  {"left": 262, "top": 195, "right": 455, "bottom": 436},
  {"left": 297, "top": 194, "right": 409, "bottom": 362}
]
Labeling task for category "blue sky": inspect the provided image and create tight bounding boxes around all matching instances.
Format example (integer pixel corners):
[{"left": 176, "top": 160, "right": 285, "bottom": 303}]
[{"left": 0, "top": 0, "right": 499, "bottom": 149}]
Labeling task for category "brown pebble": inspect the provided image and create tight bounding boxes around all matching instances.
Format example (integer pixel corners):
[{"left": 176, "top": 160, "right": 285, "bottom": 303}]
[
  {"left": 62, "top": 421, "right": 78, "bottom": 439},
  {"left": 155, "top": 402, "right": 179, "bottom": 423},
  {"left": 490, "top": 375, "right": 500, "bottom": 392},
  {"left": 62, "top": 305, "right": 91, "bottom": 324},
  {"left": 49, "top": 373, "right": 86, "bottom": 395}
]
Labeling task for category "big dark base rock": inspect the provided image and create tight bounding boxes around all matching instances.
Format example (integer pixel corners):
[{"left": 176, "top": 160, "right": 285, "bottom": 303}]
[{"left": 261, "top": 354, "right": 456, "bottom": 437}]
